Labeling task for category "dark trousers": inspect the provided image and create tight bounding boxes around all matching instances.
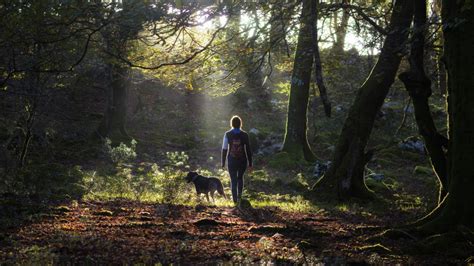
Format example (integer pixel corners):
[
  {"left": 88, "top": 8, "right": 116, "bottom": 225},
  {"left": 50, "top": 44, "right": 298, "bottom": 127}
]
[{"left": 228, "top": 158, "right": 247, "bottom": 203}]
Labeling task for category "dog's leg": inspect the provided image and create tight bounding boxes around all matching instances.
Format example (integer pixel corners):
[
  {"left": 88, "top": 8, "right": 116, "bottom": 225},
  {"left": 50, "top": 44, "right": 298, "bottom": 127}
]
[
  {"left": 205, "top": 193, "right": 210, "bottom": 202},
  {"left": 210, "top": 191, "right": 215, "bottom": 203},
  {"left": 196, "top": 192, "right": 203, "bottom": 204},
  {"left": 217, "top": 182, "right": 227, "bottom": 200}
]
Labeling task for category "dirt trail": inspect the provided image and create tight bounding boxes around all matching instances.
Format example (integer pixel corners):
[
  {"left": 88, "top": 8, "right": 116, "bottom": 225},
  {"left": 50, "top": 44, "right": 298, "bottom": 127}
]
[
  {"left": 0, "top": 200, "right": 375, "bottom": 264},
  {"left": 0, "top": 200, "right": 462, "bottom": 264}
]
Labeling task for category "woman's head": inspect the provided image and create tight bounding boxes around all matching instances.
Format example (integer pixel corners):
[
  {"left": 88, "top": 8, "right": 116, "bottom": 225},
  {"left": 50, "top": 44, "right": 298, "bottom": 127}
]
[{"left": 230, "top": 115, "right": 242, "bottom": 129}]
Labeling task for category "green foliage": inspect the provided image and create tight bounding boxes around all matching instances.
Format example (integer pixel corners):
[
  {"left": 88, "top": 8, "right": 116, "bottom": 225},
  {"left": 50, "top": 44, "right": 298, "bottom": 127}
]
[
  {"left": 103, "top": 138, "right": 137, "bottom": 164},
  {"left": 84, "top": 151, "right": 191, "bottom": 203},
  {"left": 165, "top": 151, "right": 190, "bottom": 168},
  {"left": 156, "top": 167, "right": 188, "bottom": 204}
]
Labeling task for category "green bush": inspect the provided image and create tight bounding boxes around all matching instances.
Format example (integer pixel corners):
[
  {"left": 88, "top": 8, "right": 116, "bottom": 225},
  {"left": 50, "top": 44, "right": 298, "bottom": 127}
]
[
  {"left": 83, "top": 151, "right": 191, "bottom": 203},
  {"left": 103, "top": 138, "right": 137, "bottom": 163}
]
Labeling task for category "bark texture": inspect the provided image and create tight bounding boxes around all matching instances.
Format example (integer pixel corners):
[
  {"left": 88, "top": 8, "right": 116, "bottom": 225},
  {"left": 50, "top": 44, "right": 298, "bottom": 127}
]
[
  {"left": 313, "top": 0, "right": 414, "bottom": 199},
  {"left": 417, "top": 0, "right": 474, "bottom": 232},
  {"left": 282, "top": 0, "right": 317, "bottom": 161}
]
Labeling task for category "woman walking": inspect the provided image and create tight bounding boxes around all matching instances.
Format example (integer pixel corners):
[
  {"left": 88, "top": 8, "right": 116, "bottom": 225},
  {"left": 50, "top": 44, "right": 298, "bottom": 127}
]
[{"left": 221, "top": 115, "right": 253, "bottom": 206}]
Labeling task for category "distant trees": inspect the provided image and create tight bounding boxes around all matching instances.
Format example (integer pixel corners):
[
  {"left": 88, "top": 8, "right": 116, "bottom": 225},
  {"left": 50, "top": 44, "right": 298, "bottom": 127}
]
[
  {"left": 96, "top": 0, "right": 163, "bottom": 140},
  {"left": 281, "top": 0, "right": 402, "bottom": 162},
  {"left": 222, "top": 1, "right": 296, "bottom": 108}
]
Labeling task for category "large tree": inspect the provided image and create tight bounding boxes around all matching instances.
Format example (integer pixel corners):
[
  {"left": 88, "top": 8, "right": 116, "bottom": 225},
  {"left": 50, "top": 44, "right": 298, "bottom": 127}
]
[
  {"left": 313, "top": 0, "right": 414, "bottom": 199},
  {"left": 414, "top": 0, "right": 474, "bottom": 234},
  {"left": 282, "top": 0, "right": 318, "bottom": 161}
]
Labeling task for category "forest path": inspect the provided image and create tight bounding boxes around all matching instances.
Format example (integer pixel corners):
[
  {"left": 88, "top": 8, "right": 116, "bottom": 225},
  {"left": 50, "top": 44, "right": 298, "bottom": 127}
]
[{"left": 0, "top": 199, "right": 404, "bottom": 264}]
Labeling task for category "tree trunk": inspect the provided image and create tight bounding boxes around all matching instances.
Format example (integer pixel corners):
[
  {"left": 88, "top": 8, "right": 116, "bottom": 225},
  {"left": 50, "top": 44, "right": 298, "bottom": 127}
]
[
  {"left": 434, "top": 0, "right": 448, "bottom": 96},
  {"left": 96, "top": 0, "right": 144, "bottom": 142},
  {"left": 398, "top": 0, "right": 448, "bottom": 203},
  {"left": 417, "top": 0, "right": 474, "bottom": 233},
  {"left": 98, "top": 64, "right": 130, "bottom": 141},
  {"left": 313, "top": 0, "right": 414, "bottom": 199},
  {"left": 437, "top": 51, "right": 447, "bottom": 96},
  {"left": 282, "top": 0, "right": 317, "bottom": 162},
  {"left": 332, "top": 0, "right": 350, "bottom": 53},
  {"left": 312, "top": 0, "right": 331, "bottom": 118}
]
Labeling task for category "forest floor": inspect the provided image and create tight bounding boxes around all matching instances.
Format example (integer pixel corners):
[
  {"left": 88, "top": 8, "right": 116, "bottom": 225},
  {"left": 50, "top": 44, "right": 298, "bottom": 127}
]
[
  {"left": 0, "top": 198, "right": 470, "bottom": 264},
  {"left": 1, "top": 63, "right": 468, "bottom": 264}
]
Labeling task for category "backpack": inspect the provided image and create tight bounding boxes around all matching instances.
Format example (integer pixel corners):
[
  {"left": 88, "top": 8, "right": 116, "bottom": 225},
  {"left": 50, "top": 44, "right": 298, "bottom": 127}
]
[{"left": 228, "top": 131, "right": 245, "bottom": 159}]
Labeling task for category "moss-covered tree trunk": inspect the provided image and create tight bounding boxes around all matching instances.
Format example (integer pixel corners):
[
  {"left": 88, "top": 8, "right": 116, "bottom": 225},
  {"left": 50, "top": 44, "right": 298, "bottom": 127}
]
[
  {"left": 282, "top": 0, "right": 317, "bottom": 161},
  {"left": 416, "top": 0, "right": 474, "bottom": 233},
  {"left": 313, "top": 0, "right": 414, "bottom": 199},
  {"left": 398, "top": 0, "right": 448, "bottom": 203}
]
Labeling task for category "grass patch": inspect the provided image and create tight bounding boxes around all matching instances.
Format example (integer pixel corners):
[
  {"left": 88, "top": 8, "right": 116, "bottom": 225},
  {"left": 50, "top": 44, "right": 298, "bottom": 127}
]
[{"left": 267, "top": 152, "right": 301, "bottom": 170}]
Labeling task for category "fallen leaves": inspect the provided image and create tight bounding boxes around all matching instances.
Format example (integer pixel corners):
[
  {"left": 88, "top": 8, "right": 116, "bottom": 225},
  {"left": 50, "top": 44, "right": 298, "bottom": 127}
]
[{"left": 0, "top": 200, "right": 465, "bottom": 264}]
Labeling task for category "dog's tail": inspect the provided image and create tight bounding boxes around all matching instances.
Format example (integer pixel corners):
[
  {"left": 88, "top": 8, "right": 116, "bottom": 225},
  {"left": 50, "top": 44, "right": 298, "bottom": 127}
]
[{"left": 217, "top": 182, "right": 227, "bottom": 200}]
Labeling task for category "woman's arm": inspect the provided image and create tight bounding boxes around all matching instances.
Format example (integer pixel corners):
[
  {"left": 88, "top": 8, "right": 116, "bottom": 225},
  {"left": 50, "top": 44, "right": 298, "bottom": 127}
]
[
  {"left": 244, "top": 133, "right": 253, "bottom": 167},
  {"left": 221, "top": 133, "right": 228, "bottom": 168}
]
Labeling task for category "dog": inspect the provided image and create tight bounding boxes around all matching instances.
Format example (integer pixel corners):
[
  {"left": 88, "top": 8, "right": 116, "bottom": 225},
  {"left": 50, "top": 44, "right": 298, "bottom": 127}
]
[{"left": 185, "top": 171, "right": 227, "bottom": 202}]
